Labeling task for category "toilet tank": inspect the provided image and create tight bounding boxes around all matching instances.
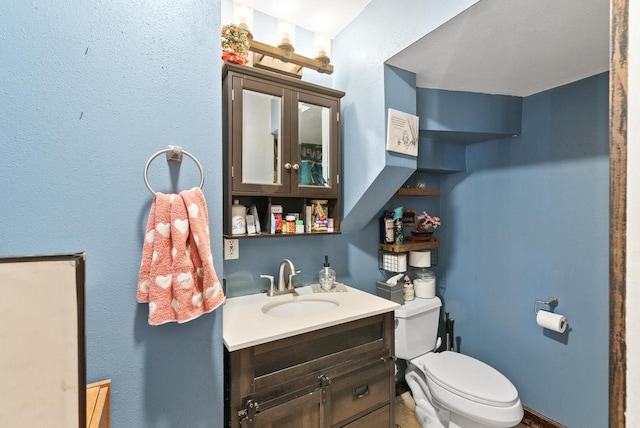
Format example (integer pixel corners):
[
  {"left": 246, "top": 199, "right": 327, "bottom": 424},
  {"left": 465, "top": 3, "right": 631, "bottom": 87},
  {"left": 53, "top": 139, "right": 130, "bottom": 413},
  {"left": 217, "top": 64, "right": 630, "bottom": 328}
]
[{"left": 394, "top": 297, "right": 442, "bottom": 360}]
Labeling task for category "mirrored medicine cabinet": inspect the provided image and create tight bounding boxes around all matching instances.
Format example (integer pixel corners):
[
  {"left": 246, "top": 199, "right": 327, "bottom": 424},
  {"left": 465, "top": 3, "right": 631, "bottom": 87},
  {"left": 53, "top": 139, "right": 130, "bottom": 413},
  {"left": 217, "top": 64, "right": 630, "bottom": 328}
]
[{"left": 222, "top": 62, "right": 345, "bottom": 238}]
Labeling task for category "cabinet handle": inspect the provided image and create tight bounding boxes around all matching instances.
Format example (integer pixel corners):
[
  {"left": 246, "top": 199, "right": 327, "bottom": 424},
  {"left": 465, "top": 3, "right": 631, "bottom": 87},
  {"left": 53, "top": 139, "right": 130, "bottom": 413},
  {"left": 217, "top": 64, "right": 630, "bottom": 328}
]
[
  {"left": 352, "top": 384, "right": 370, "bottom": 399},
  {"left": 284, "top": 163, "right": 292, "bottom": 170},
  {"left": 292, "top": 163, "right": 300, "bottom": 171}
]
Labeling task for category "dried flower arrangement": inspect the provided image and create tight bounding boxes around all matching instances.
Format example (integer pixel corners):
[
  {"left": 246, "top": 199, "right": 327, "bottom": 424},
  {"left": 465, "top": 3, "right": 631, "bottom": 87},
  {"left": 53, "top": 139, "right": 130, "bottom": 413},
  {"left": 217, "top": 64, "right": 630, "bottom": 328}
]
[
  {"left": 415, "top": 211, "right": 441, "bottom": 234},
  {"left": 221, "top": 24, "right": 250, "bottom": 64}
]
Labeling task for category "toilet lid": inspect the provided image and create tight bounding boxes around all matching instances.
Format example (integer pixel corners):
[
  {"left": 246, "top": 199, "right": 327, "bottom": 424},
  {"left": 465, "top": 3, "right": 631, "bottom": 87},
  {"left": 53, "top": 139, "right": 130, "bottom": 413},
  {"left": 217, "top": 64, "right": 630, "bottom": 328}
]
[{"left": 416, "top": 351, "right": 519, "bottom": 407}]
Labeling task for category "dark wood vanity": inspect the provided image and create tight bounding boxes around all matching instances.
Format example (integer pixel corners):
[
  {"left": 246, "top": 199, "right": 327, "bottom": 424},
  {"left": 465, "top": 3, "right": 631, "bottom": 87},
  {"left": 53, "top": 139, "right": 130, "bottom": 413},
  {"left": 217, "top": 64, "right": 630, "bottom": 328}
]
[{"left": 224, "top": 312, "right": 395, "bottom": 427}]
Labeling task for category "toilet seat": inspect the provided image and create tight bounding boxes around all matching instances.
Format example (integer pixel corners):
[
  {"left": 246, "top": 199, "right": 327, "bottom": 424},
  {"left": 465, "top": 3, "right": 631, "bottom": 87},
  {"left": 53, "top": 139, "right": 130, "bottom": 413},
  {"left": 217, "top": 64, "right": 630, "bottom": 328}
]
[
  {"left": 418, "top": 351, "right": 519, "bottom": 406},
  {"left": 410, "top": 351, "right": 523, "bottom": 427}
]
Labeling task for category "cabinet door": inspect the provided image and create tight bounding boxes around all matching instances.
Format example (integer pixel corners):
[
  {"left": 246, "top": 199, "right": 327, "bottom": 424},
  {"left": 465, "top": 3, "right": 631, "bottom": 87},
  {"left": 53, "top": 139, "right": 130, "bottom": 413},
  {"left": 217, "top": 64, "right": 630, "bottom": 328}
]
[
  {"left": 240, "top": 389, "right": 327, "bottom": 428},
  {"left": 292, "top": 91, "right": 340, "bottom": 197},
  {"left": 231, "top": 75, "right": 290, "bottom": 194}
]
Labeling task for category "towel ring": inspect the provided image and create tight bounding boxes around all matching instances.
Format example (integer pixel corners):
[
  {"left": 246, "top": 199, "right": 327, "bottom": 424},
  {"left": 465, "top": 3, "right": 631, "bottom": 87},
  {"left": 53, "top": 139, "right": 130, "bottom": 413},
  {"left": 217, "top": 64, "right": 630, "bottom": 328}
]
[{"left": 144, "top": 146, "right": 205, "bottom": 195}]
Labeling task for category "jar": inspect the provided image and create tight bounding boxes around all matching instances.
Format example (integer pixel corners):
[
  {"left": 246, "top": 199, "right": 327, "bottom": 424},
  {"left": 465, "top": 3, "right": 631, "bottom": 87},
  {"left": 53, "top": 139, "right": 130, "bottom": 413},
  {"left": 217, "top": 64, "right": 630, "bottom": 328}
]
[
  {"left": 231, "top": 200, "right": 246, "bottom": 235},
  {"left": 403, "top": 282, "right": 415, "bottom": 301},
  {"left": 413, "top": 268, "right": 436, "bottom": 298},
  {"left": 284, "top": 215, "right": 296, "bottom": 234}
]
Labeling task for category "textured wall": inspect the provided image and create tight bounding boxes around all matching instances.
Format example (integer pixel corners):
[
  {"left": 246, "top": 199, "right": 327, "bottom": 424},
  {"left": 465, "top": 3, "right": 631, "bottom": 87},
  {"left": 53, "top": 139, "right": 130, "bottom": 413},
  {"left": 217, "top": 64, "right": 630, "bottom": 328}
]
[
  {"left": 0, "top": 1, "right": 225, "bottom": 426},
  {"left": 439, "top": 73, "right": 610, "bottom": 426}
]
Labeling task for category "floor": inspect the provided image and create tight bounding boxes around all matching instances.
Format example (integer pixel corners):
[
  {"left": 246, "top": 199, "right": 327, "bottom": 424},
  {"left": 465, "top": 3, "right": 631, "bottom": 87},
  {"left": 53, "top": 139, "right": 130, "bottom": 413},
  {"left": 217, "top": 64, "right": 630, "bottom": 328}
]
[{"left": 394, "top": 392, "right": 528, "bottom": 428}]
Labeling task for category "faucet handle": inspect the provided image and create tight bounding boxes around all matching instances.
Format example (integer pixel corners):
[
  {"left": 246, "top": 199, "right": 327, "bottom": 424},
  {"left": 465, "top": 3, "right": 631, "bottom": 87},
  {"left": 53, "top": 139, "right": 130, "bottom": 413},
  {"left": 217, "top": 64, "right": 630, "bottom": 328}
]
[
  {"left": 260, "top": 274, "right": 275, "bottom": 295},
  {"left": 287, "top": 270, "right": 301, "bottom": 289}
]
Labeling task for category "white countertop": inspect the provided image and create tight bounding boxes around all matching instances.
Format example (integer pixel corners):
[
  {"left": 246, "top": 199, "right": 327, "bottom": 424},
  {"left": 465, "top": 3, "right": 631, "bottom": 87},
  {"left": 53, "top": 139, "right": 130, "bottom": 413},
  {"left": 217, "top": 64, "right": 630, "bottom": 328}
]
[{"left": 223, "top": 284, "right": 400, "bottom": 351}]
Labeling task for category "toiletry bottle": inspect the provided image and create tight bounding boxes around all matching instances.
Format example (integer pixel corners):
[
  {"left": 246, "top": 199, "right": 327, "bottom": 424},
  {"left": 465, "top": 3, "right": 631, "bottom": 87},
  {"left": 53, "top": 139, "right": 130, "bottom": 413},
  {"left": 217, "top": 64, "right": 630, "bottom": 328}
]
[
  {"left": 319, "top": 255, "right": 336, "bottom": 291},
  {"left": 403, "top": 275, "right": 415, "bottom": 301},
  {"left": 380, "top": 211, "right": 394, "bottom": 244},
  {"left": 231, "top": 200, "right": 247, "bottom": 235},
  {"left": 393, "top": 206, "right": 404, "bottom": 245}
]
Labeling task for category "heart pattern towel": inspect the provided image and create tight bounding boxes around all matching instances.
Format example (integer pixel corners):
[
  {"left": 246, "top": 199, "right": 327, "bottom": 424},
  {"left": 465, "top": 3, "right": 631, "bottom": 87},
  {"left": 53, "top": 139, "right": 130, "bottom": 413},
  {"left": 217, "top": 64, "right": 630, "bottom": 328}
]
[{"left": 137, "top": 187, "right": 224, "bottom": 325}]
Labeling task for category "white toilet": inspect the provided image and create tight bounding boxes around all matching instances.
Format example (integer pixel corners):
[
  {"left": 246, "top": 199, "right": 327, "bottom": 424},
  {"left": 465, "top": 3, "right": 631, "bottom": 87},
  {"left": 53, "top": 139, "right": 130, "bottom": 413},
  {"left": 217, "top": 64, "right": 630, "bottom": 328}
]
[{"left": 395, "top": 297, "right": 523, "bottom": 428}]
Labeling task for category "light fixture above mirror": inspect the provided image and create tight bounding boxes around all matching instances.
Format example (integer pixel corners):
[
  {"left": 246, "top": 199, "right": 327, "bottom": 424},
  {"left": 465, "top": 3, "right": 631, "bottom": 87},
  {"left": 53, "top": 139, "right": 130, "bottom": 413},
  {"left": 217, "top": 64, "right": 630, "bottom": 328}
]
[{"left": 227, "top": 3, "right": 334, "bottom": 78}]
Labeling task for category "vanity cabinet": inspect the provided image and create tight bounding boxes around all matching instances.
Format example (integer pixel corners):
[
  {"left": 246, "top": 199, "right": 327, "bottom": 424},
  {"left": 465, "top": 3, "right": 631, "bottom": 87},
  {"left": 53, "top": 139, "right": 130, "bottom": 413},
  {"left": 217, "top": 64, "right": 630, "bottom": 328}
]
[
  {"left": 222, "top": 62, "right": 345, "bottom": 237},
  {"left": 224, "top": 312, "right": 395, "bottom": 428}
]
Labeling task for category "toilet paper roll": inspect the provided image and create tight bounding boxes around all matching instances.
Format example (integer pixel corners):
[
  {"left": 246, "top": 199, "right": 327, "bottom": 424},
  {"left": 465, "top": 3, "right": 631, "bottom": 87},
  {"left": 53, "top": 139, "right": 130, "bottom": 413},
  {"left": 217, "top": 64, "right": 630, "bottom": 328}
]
[
  {"left": 409, "top": 250, "right": 431, "bottom": 268},
  {"left": 536, "top": 310, "right": 567, "bottom": 333}
]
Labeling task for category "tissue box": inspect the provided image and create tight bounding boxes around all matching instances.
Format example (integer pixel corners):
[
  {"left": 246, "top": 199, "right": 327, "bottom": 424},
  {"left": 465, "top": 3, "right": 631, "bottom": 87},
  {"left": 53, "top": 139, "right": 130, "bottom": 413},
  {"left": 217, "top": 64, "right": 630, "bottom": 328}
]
[{"left": 376, "top": 281, "right": 404, "bottom": 305}]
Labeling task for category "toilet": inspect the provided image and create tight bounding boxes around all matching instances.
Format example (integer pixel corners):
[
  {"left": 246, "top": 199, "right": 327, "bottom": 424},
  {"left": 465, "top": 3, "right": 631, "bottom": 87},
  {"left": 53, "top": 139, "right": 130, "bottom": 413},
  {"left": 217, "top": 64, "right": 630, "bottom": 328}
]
[{"left": 395, "top": 297, "right": 523, "bottom": 428}]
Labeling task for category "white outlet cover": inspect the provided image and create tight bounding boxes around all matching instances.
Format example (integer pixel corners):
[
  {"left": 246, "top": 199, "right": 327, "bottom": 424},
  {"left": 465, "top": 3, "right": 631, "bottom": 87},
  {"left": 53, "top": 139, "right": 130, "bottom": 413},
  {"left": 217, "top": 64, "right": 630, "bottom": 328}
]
[{"left": 224, "top": 239, "right": 239, "bottom": 260}]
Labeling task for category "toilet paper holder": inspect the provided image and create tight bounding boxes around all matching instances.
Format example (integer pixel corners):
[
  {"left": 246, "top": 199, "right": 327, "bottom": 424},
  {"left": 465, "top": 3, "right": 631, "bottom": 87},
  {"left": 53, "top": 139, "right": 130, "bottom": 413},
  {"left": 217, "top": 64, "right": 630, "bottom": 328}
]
[{"left": 534, "top": 296, "right": 558, "bottom": 314}]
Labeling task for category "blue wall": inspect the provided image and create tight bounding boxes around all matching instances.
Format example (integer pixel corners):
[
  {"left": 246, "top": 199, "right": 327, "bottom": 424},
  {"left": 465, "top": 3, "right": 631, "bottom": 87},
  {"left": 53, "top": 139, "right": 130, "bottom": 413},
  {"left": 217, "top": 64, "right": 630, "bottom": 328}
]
[
  {"left": 221, "top": 0, "right": 477, "bottom": 294},
  {"left": 333, "top": 0, "right": 479, "bottom": 227},
  {"left": 439, "top": 73, "right": 609, "bottom": 426},
  {"left": 1, "top": 0, "right": 610, "bottom": 426},
  {"left": 0, "top": 2, "right": 225, "bottom": 427}
]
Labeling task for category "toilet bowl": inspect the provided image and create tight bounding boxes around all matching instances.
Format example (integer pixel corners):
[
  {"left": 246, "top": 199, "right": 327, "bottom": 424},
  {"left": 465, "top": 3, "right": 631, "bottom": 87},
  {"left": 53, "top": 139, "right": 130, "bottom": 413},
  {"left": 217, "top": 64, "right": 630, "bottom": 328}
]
[{"left": 395, "top": 298, "right": 523, "bottom": 428}]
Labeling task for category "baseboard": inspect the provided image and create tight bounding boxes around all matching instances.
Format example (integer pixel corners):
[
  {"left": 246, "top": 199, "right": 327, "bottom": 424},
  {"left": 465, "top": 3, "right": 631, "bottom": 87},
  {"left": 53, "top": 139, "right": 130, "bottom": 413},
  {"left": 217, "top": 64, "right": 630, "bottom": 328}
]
[{"left": 523, "top": 406, "right": 567, "bottom": 428}]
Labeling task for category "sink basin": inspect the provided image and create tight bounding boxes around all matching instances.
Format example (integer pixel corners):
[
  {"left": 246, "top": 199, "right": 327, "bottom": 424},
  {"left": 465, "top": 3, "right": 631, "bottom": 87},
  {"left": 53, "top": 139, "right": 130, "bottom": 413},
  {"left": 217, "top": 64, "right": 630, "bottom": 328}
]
[{"left": 262, "top": 297, "right": 340, "bottom": 318}]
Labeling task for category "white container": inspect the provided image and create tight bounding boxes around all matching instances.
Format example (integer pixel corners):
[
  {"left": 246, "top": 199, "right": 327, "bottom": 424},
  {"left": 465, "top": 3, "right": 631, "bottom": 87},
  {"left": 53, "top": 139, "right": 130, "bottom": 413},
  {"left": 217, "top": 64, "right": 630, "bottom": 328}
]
[
  {"left": 231, "top": 200, "right": 246, "bottom": 235},
  {"left": 414, "top": 269, "right": 436, "bottom": 298}
]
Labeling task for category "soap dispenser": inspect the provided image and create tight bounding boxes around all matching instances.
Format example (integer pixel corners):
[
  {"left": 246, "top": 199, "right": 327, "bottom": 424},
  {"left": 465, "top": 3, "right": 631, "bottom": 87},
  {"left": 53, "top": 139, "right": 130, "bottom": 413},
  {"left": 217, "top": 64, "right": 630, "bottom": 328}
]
[{"left": 319, "top": 255, "right": 336, "bottom": 291}]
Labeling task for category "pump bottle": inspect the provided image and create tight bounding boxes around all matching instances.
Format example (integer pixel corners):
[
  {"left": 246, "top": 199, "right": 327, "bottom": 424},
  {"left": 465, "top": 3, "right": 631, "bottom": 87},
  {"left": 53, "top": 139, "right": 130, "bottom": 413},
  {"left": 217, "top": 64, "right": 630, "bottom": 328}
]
[{"left": 319, "top": 255, "right": 336, "bottom": 291}]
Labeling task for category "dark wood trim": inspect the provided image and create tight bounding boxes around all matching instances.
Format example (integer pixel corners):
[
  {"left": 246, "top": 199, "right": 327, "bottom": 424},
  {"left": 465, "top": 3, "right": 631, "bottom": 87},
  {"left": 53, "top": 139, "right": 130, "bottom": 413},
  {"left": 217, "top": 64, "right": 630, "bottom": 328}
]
[
  {"left": 523, "top": 406, "right": 567, "bottom": 428},
  {"left": 610, "top": 0, "right": 628, "bottom": 427},
  {"left": 223, "top": 62, "right": 345, "bottom": 99}
]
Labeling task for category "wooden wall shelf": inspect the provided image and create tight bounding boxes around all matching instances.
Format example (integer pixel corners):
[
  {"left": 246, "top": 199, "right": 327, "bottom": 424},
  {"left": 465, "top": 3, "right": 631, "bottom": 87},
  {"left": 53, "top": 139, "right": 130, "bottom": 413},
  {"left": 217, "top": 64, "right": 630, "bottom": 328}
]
[
  {"left": 395, "top": 188, "right": 440, "bottom": 196},
  {"left": 378, "top": 240, "right": 439, "bottom": 253}
]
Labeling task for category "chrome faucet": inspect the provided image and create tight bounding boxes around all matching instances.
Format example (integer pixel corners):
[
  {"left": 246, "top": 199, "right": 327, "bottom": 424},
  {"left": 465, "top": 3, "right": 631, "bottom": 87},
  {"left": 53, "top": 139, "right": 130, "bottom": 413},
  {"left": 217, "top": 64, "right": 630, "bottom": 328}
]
[
  {"left": 277, "top": 259, "right": 297, "bottom": 292},
  {"left": 260, "top": 259, "right": 299, "bottom": 296}
]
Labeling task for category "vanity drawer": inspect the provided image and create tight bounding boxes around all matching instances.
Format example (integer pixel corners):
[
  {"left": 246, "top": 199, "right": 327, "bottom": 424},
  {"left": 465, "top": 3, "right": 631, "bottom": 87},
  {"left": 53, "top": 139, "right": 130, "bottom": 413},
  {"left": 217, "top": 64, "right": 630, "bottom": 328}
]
[
  {"left": 330, "top": 360, "right": 391, "bottom": 425},
  {"left": 341, "top": 404, "right": 390, "bottom": 428}
]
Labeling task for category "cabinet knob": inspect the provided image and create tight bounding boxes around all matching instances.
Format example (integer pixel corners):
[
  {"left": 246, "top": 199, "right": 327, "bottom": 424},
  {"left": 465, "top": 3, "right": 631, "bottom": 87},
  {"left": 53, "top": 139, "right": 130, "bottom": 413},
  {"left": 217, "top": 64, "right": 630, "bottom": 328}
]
[
  {"left": 292, "top": 163, "right": 300, "bottom": 171},
  {"left": 284, "top": 163, "right": 292, "bottom": 170}
]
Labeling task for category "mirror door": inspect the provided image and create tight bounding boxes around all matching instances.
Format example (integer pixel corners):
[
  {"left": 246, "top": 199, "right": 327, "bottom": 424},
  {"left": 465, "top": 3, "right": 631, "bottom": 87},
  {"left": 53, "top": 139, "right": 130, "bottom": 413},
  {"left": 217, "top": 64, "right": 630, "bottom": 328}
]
[
  {"left": 232, "top": 76, "right": 289, "bottom": 193},
  {"left": 293, "top": 92, "right": 339, "bottom": 196}
]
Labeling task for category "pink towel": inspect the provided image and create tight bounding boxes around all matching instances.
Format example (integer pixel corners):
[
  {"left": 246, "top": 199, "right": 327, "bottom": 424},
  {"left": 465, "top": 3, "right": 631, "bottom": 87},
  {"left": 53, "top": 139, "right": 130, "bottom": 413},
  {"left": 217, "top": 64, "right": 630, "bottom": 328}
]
[{"left": 137, "top": 188, "right": 224, "bottom": 325}]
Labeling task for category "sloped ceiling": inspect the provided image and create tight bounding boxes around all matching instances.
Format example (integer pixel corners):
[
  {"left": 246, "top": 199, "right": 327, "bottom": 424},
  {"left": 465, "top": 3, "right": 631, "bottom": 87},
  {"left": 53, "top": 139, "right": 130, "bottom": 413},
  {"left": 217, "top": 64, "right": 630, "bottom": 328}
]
[
  {"left": 243, "top": 0, "right": 609, "bottom": 97},
  {"left": 386, "top": 0, "right": 610, "bottom": 96}
]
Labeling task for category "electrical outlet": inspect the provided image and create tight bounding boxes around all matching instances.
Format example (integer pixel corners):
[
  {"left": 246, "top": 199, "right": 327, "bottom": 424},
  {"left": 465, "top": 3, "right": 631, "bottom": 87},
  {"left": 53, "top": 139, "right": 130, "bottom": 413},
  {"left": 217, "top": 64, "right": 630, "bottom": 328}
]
[{"left": 224, "top": 238, "right": 239, "bottom": 260}]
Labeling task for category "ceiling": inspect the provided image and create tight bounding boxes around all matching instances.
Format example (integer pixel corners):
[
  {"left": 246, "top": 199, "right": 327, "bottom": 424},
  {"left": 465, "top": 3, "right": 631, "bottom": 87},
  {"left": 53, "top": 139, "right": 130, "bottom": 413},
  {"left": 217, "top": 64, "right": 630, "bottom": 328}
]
[
  {"left": 246, "top": 0, "right": 610, "bottom": 97},
  {"left": 387, "top": 0, "right": 610, "bottom": 96},
  {"left": 240, "top": 0, "right": 373, "bottom": 39}
]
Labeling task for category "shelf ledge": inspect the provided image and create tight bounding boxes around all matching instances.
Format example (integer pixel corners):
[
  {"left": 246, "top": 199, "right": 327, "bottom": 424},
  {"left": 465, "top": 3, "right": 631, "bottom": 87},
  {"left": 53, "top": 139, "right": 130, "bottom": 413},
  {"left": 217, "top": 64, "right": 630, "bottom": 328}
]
[{"left": 395, "top": 188, "right": 440, "bottom": 196}]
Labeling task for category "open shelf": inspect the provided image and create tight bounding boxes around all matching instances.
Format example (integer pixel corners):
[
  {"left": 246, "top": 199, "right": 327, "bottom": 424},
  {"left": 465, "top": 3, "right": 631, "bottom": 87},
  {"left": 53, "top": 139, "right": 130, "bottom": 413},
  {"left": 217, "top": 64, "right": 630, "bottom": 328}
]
[
  {"left": 224, "top": 232, "right": 341, "bottom": 239},
  {"left": 395, "top": 188, "right": 440, "bottom": 196}
]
